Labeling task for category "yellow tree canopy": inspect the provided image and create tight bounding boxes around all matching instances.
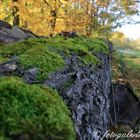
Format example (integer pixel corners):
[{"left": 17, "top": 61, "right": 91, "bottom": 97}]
[{"left": 0, "top": 0, "right": 139, "bottom": 36}]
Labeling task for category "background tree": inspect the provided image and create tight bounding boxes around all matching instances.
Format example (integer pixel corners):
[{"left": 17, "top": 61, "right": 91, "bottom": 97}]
[
  {"left": 12, "top": 0, "right": 20, "bottom": 25},
  {"left": 0, "top": 0, "right": 139, "bottom": 36}
]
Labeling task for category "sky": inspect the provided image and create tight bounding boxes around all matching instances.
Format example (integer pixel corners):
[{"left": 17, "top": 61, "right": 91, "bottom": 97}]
[
  {"left": 117, "top": 24, "right": 140, "bottom": 40},
  {"left": 116, "top": 16, "right": 140, "bottom": 40}
]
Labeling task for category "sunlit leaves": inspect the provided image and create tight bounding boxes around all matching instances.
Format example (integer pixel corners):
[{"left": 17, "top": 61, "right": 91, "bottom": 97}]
[{"left": 0, "top": 0, "right": 139, "bottom": 36}]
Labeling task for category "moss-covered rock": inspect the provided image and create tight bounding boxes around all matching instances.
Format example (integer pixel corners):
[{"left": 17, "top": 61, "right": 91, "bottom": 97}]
[
  {"left": 0, "top": 55, "right": 8, "bottom": 64},
  {"left": 0, "top": 77, "right": 75, "bottom": 140},
  {"left": 0, "top": 36, "right": 108, "bottom": 80},
  {"left": 0, "top": 35, "right": 110, "bottom": 140},
  {"left": 19, "top": 45, "right": 65, "bottom": 80}
]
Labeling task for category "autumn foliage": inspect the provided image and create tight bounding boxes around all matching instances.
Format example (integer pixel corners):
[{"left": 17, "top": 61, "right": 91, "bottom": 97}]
[{"left": 0, "top": 0, "right": 139, "bottom": 36}]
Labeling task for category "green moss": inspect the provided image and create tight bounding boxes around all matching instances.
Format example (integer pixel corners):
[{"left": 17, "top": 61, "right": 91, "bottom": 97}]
[
  {"left": 48, "top": 35, "right": 109, "bottom": 55},
  {"left": 0, "top": 55, "right": 8, "bottom": 64},
  {"left": 81, "top": 54, "right": 100, "bottom": 66},
  {"left": 0, "top": 77, "right": 75, "bottom": 140},
  {"left": 0, "top": 38, "right": 65, "bottom": 80},
  {"left": 44, "top": 36, "right": 108, "bottom": 65},
  {"left": 19, "top": 45, "right": 65, "bottom": 80},
  {"left": 82, "top": 37, "right": 109, "bottom": 54},
  {"left": 0, "top": 36, "right": 109, "bottom": 80},
  {"left": 0, "top": 39, "right": 42, "bottom": 57}
]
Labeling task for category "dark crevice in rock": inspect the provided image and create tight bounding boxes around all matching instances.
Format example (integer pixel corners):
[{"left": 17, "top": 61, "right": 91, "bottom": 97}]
[{"left": 110, "top": 82, "right": 140, "bottom": 127}]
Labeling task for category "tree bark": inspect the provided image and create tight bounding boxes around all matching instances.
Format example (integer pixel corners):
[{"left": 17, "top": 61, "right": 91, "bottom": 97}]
[{"left": 12, "top": 0, "right": 20, "bottom": 26}]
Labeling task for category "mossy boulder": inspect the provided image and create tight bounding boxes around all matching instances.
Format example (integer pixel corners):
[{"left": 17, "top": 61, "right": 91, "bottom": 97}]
[
  {"left": 0, "top": 77, "right": 75, "bottom": 140},
  {"left": 0, "top": 34, "right": 110, "bottom": 139},
  {"left": 0, "top": 36, "right": 108, "bottom": 80},
  {"left": 19, "top": 45, "right": 65, "bottom": 80}
]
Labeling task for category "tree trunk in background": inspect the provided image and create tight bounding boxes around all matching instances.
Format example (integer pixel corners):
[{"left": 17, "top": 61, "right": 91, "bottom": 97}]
[
  {"left": 50, "top": 10, "right": 57, "bottom": 31},
  {"left": 12, "top": 0, "right": 20, "bottom": 26}
]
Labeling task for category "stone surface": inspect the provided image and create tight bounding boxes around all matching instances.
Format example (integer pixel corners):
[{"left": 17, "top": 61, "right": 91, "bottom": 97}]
[
  {"left": 45, "top": 52, "right": 112, "bottom": 140},
  {"left": 22, "top": 68, "right": 39, "bottom": 84},
  {"left": 110, "top": 82, "right": 140, "bottom": 127},
  {"left": 0, "top": 57, "right": 19, "bottom": 76},
  {"left": 0, "top": 20, "right": 36, "bottom": 44}
]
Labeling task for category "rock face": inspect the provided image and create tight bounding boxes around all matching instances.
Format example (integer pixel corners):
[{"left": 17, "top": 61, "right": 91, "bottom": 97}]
[
  {"left": 110, "top": 82, "right": 140, "bottom": 127},
  {"left": 0, "top": 21, "right": 112, "bottom": 139},
  {"left": 45, "top": 52, "right": 112, "bottom": 139},
  {"left": 0, "top": 41, "right": 112, "bottom": 139},
  {"left": 0, "top": 57, "right": 19, "bottom": 76},
  {"left": 0, "top": 20, "right": 36, "bottom": 44}
]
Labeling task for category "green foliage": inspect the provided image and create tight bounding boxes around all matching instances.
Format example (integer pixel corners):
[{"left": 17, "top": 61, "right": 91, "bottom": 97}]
[
  {"left": 0, "top": 77, "right": 76, "bottom": 140},
  {"left": 0, "top": 36, "right": 108, "bottom": 80},
  {"left": 110, "top": 31, "right": 130, "bottom": 49},
  {"left": 110, "top": 31, "right": 140, "bottom": 51}
]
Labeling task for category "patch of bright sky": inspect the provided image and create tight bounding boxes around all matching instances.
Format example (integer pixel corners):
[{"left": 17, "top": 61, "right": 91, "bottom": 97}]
[{"left": 116, "top": 15, "right": 140, "bottom": 40}]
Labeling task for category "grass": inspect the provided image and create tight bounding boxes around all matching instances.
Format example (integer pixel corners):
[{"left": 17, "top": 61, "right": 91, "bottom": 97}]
[
  {"left": 123, "top": 57, "right": 140, "bottom": 96},
  {"left": 112, "top": 49, "right": 140, "bottom": 137},
  {"left": 114, "top": 49, "right": 140, "bottom": 96},
  {"left": 111, "top": 52, "right": 126, "bottom": 80}
]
